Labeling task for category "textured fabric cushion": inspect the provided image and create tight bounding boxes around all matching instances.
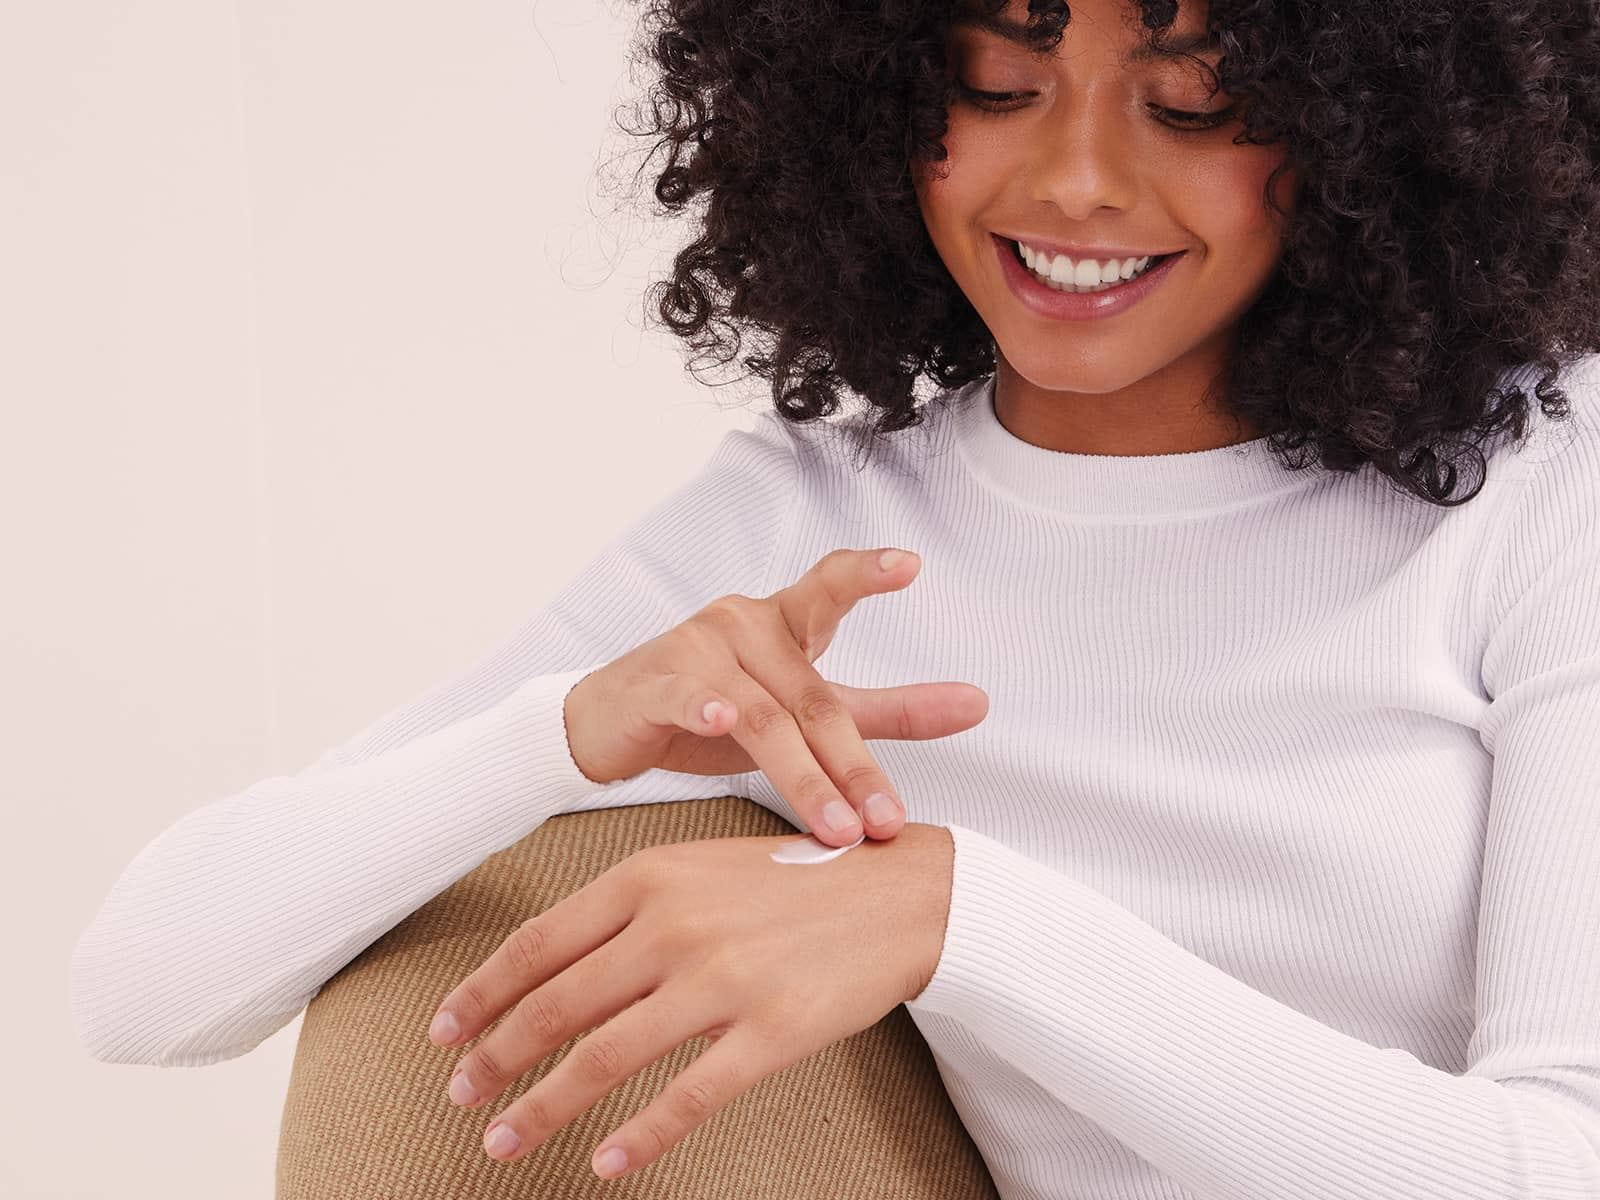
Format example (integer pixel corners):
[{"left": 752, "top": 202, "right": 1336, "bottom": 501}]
[{"left": 277, "top": 794, "right": 1000, "bottom": 1198}]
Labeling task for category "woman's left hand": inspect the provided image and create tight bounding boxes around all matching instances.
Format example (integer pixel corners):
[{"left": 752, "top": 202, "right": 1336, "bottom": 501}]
[{"left": 426, "top": 820, "right": 955, "bottom": 1180}]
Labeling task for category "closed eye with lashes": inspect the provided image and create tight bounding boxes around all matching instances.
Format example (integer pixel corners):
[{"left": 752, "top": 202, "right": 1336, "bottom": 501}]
[{"left": 953, "top": 81, "right": 1239, "bottom": 129}]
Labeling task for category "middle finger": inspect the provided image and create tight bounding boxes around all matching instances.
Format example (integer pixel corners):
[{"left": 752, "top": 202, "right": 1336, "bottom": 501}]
[
  {"left": 714, "top": 666, "right": 867, "bottom": 845},
  {"left": 431, "top": 864, "right": 638, "bottom": 1051},
  {"left": 448, "top": 923, "right": 656, "bottom": 1109},
  {"left": 749, "top": 640, "right": 906, "bottom": 838},
  {"left": 480, "top": 978, "right": 718, "bottom": 1161}
]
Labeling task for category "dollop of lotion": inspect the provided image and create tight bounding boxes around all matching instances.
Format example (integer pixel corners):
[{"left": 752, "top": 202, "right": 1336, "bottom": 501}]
[{"left": 769, "top": 830, "right": 867, "bottom": 865}]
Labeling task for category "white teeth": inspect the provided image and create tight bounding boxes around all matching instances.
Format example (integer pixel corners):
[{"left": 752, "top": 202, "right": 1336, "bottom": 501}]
[{"left": 1016, "top": 240, "right": 1156, "bottom": 292}]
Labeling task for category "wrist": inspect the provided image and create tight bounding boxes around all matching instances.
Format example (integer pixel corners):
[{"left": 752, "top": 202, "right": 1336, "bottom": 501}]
[
  {"left": 880, "top": 822, "right": 955, "bottom": 999},
  {"left": 562, "top": 673, "right": 613, "bottom": 785}
]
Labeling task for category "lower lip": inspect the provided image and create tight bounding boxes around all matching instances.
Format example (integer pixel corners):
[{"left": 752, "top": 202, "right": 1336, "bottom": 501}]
[{"left": 993, "top": 234, "right": 1185, "bottom": 321}]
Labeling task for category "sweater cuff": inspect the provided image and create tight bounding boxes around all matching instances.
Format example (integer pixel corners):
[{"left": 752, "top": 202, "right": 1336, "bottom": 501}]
[
  {"left": 505, "top": 662, "right": 628, "bottom": 807},
  {"left": 911, "top": 821, "right": 1122, "bottom": 1020}
]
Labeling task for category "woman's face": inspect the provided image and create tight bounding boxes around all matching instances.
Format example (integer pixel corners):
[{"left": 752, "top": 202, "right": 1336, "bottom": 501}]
[{"left": 914, "top": 0, "right": 1300, "bottom": 451}]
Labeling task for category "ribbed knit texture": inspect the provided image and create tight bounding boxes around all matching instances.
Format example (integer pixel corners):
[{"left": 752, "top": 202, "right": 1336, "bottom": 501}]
[{"left": 71, "top": 355, "right": 1600, "bottom": 1200}]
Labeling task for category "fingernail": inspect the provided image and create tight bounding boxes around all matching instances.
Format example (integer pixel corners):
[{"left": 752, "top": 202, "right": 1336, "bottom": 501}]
[
  {"left": 821, "top": 799, "right": 859, "bottom": 834},
  {"left": 429, "top": 1009, "right": 460, "bottom": 1044},
  {"left": 485, "top": 1122, "right": 522, "bottom": 1157},
  {"left": 594, "top": 1146, "right": 629, "bottom": 1178},
  {"left": 878, "top": 549, "right": 905, "bottom": 571},
  {"left": 863, "top": 792, "right": 899, "bottom": 824},
  {"left": 450, "top": 1072, "right": 478, "bottom": 1105}
]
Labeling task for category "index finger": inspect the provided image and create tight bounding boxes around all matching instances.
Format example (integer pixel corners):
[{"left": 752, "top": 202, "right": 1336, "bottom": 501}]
[{"left": 774, "top": 547, "right": 918, "bottom": 648}]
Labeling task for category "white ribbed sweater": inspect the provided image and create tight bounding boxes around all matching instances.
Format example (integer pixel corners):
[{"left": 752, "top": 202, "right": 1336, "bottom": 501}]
[{"left": 70, "top": 358, "right": 1600, "bottom": 1200}]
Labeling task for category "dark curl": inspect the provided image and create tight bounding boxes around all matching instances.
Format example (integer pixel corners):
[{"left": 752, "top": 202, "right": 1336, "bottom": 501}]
[{"left": 617, "top": 0, "right": 1600, "bottom": 506}]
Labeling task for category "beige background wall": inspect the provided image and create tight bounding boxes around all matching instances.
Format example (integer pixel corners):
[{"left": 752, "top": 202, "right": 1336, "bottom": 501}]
[{"left": 3, "top": 3, "right": 778, "bottom": 1195}]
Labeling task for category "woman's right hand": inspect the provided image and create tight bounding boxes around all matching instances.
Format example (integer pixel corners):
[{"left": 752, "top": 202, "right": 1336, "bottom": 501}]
[{"left": 561, "top": 547, "right": 989, "bottom": 846}]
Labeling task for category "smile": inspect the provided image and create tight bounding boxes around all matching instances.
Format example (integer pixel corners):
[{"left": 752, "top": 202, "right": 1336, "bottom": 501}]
[{"left": 991, "top": 232, "right": 1186, "bottom": 322}]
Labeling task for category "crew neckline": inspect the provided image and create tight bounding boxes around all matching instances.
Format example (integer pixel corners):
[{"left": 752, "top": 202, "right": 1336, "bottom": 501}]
[{"left": 947, "top": 373, "right": 1332, "bottom": 518}]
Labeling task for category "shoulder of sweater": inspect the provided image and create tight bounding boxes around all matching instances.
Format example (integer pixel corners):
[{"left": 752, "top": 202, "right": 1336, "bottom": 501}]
[{"left": 1477, "top": 352, "right": 1600, "bottom": 647}]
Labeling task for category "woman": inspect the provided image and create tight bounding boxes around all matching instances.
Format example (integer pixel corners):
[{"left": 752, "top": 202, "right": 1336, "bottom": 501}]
[{"left": 71, "top": 0, "right": 1600, "bottom": 1194}]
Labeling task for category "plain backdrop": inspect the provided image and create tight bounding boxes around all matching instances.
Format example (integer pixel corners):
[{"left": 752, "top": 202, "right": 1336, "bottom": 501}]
[{"left": 2, "top": 2, "right": 823, "bottom": 1195}]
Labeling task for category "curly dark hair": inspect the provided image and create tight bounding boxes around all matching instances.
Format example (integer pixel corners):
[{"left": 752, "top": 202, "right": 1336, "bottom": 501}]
[{"left": 616, "top": 0, "right": 1600, "bottom": 507}]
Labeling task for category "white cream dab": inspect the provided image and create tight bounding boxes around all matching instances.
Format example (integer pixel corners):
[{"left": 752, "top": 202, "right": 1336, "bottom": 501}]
[{"left": 769, "top": 831, "right": 867, "bottom": 864}]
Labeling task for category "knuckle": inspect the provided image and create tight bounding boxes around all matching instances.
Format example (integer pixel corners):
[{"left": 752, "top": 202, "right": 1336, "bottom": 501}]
[
  {"left": 624, "top": 844, "right": 680, "bottom": 890},
  {"left": 504, "top": 921, "right": 549, "bottom": 977},
  {"left": 742, "top": 698, "right": 792, "bottom": 736},
  {"left": 792, "top": 684, "right": 842, "bottom": 727},
  {"left": 893, "top": 692, "right": 915, "bottom": 741},
  {"left": 793, "top": 771, "right": 842, "bottom": 814},
  {"left": 471, "top": 1040, "right": 512, "bottom": 1087},
  {"left": 815, "top": 574, "right": 849, "bottom": 609},
  {"left": 576, "top": 1035, "right": 627, "bottom": 1083},
  {"left": 680, "top": 611, "right": 733, "bottom": 655},
  {"left": 669, "top": 1073, "right": 722, "bottom": 1124},
  {"left": 454, "top": 976, "right": 493, "bottom": 1025},
  {"left": 659, "top": 908, "right": 718, "bottom": 957},
  {"left": 759, "top": 991, "right": 807, "bottom": 1033},
  {"left": 839, "top": 763, "right": 883, "bottom": 793},
  {"left": 815, "top": 549, "right": 857, "bottom": 597},
  {"left": 699, "top": 595, "right": 750, "bottom": 628},
  {"left": 684, "top": 612, "right": 734, "bottom": 653},
  {"left": 518, "top": 1093, "right": 560, "bottom": 1134},
  {"left": 701, "top": 948, "right": 758, "bottom": 996},
  {"left": 637, "top": 1117, "right": 675, "bottom": 1163},
  {"left": 516, "top": 991, "right": 567, "bottom": 1045}
]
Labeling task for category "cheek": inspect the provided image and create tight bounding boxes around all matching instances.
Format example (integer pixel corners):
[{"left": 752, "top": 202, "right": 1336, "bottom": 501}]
[
  {"left": 1179, "top": 147, "right": 1296, "bottom": 258},
  {"left": 914, "top": 116, "right": 1009, "bottom": 238}
]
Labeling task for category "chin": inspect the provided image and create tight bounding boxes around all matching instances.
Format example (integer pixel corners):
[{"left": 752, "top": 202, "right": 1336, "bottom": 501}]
[{"left": 995, "top": 340, "right": 1159, "bottom": 389}]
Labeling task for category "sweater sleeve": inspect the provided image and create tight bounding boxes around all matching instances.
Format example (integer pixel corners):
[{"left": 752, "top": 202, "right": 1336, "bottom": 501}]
[
  {"left": 69, "top": 411, "right": 801, "bottom": 1068},
  {"left": 909, "top": 405, "right": 1600, "bottom": 1199}
]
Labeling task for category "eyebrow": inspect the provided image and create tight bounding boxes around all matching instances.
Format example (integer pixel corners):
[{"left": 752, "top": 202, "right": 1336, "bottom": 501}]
[{"left": 949, "top": 12, "right": 1221, "bottom": 62}]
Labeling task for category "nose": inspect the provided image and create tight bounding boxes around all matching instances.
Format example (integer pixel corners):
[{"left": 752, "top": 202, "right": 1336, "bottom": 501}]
[{"left": 1024, "top": 91, "right": 1141, "bottom": 218}]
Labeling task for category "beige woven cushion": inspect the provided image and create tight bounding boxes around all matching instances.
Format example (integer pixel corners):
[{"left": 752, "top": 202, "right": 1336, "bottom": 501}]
[{"left": 277, "top": 794, "right": 1000, "bottom": 1199}]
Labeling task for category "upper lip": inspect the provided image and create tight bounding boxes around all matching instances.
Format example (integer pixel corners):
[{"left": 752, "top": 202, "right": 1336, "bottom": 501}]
[{"left": 996, "top": 232, "right": 1180, "bottom": 263}]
